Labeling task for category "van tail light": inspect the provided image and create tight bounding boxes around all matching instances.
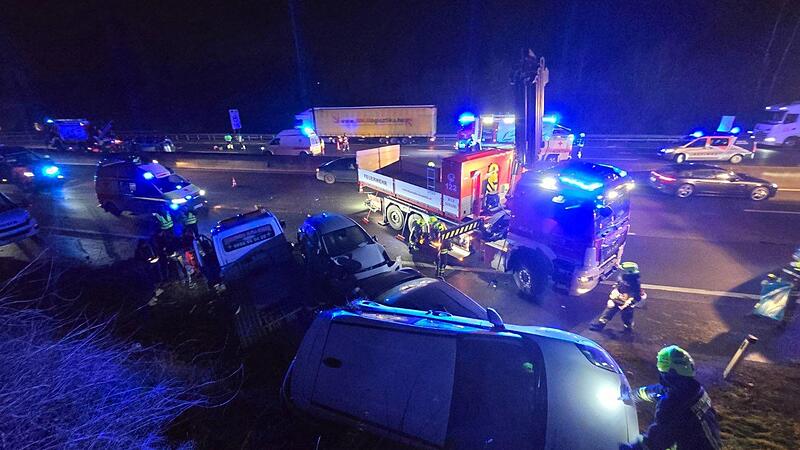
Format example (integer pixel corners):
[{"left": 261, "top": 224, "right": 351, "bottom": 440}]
[{"left": 651, "top": 171, "right": 676, "bottom": 182}]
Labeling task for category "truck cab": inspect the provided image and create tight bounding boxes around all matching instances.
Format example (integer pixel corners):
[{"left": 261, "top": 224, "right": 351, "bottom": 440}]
[
  {"left": 95, "top": 156, "right": 206, "bottom": 216},
  {"left": 754, "top": 101, "right": 800, "bottom": 147}
]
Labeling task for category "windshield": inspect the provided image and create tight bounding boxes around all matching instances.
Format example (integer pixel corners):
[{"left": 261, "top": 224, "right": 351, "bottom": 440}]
[
  {"left": 0, "top": 194, "right": 18, "bottom": 213},
  {"left": 761, "top": 111, "right": 786, "bottom": 124},
  {"left": 4, "top": 151, "right": 43, "bottom": 164},
  {"left": 322, "top": 225, "right": 371, "bottom": 256},
  {"left": 151, "top": 174, "right": 190, "bottom": 193}
]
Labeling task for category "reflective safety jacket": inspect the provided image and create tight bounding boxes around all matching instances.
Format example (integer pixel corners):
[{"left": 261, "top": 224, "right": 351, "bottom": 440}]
[
  {"left": 184, "top": 211, "right": 198, "bottom": 225},
  {"left": 153, "top": 212, "right": 173, "bottom": 230},
  {"left": 631, "top": 380, "right": 721, "bottom": 450}
]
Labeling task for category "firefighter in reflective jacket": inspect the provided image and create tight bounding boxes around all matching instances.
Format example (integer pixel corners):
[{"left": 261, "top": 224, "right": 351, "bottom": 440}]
[
  {"left": 590, "top": 261, "right": 646, "bottom": 332},
  {"left": 182, "top": 210, "right": 199, "bottom": 238},
  {"left": 151, "top": 210, "right": 174, "bottom": 278},
  {"left": 408, "top": 216, "right": 428, "bottom": 252},
  {"left": 622, "top": 346, "right": 721, "bottom": 450}
]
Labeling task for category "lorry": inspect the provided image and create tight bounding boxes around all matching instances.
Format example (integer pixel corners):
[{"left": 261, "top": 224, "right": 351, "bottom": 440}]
[
  {"left": 753, "top": 101, "right": 800, "bottom": 147},
  {"left": 357, "top": 145, "right": 632, "bottom": 297},
  {"left": 295, "top": 106, "right": 437, "bottom": 144},
  {"left": 192, "top": 208, "right": 303, "bottom": 346},
  {"left": 44, "top": 118, "right": 120, "bottom": 152}
]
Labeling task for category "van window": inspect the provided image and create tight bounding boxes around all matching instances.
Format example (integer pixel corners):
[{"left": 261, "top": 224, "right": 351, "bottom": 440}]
[
  {"left": 785, "top": 114, "right": 799, "bottom": 124},
  {"left": 710, "top": 137, "right": 729, "bottom": 146},
  {"left": 686, "top": 138, "right": 707, "bottom": 148},
  {"left": 151, "top": 174, "right": 189, "bottom": 193},
  {"left": 269, "top": 138, "right": 280, "bottom": 145},
  {"left": 222, "top": 224, "right": 276, "bottom": 252},
  {"left": 448, "top": 336, "right": 546, "bottom": 450}
]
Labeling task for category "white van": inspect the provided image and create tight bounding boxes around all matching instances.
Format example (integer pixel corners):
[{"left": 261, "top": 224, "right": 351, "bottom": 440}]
[
  {"left": 283, "top": 301, "right": 638, "bottom": 449},
  {"left": 754, "top": 101, "right": 800, "bottom": 147},
  {"left": 263, "top": 129, "right": 323, "bottom": 156}
]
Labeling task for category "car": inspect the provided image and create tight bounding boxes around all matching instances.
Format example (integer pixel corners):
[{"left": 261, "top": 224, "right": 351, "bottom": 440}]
[
  {"left": 658, "top": 135, "right": 755, "bottom": 164},
  {"left": 0, "top": 192, "right": 39, "bottom": 246},
  {"left": 126, "top": 136, "right": 175, "bottom": 153},
  {"left": 297, "top": 212, "right": 400, "bottom": 282},
  {"left": 0, "top": 147, "right": 64, "bottom": 189},
  {"left": 649, "top": 163, "right": 778, "bottom": 200},
  {"left": 282, "top": 301, "right": 638, "bottom": 449},
  {"left": 355, "top": 267, "right": 487, "bottom": 319},
  {"left": 316, "top": 157, "right": 357, "bottom": 184}
]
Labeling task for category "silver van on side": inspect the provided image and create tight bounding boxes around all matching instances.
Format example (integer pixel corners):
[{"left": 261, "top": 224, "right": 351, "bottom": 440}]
[{"left": 283, "top": 301, "right": 638, "bottom": 449}]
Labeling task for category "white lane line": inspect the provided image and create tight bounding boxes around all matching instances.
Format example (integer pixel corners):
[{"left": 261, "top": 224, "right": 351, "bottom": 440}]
[
  {"left": 777, "top": 188, "right": 800, "bottom": 192},
  {"left": 744, "top": 209, "right": 800, "bottom": 215},
  {"left": 601, "top": 280, "right": 759, "bottom": 300},
  {"left": 762, "top": 172, "right": 800, "bottom": 178},
  {"left": 41, "top": 226, "right": 147, "bottom": 240}
]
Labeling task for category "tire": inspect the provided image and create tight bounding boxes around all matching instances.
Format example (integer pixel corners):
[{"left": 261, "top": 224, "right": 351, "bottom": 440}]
[
  {"left": 750, "top": 186, "right": 770, "bottom": 201},
  {"left": 783, "top": 136, "right": 799, "bottom": 147},
  {"left": 512, "top": 256, "right": 549, "bottom": 298},
  {"left": 401, "top": 138, "right": 409, "bottom": 145},
  {"left": 674, "top": 153, "right": 687, "bottom": 163},
  {"left": 323, "top": 174, "right": 335, "bottom": 184},
  {"left": 103, "top": 201, "right": 121, "bottom": 216},
  {"left": 676, "top": 183, "right": 694, "bottom": 198},
  {"left": 298, "top": 151, "right": 309, "bottom": 157},
  {"left": 389, "top": 137, "right": 399, "bottom": 144},
  {"left": 729, "top": 154, "right": 743, "bottom": 164},
  {"left": 262, "top": 150, "right": 274, "bottom": 156},
  {"left": 385, "top": 204, "right": 405, "bottom": 231}
]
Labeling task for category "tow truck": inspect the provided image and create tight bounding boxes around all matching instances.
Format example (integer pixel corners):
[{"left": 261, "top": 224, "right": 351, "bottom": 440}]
[{"left": 357, "top": 145, "right": 632, "bottom": 297}]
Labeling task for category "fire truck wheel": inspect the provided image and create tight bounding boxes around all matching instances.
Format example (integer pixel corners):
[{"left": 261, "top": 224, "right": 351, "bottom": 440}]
[
  {"left": 513, "top": 258, "right": 548, "bottom": 298},
  {"left": 385, "top": 204, "right": 405, "bottom": 231}
]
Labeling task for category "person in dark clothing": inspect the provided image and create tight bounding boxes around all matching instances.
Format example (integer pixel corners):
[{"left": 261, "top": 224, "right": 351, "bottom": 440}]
[
  {"left": 591, "top": 261, "right": 646, "bottom": 331},
  {"left": 622, "top": 345, "right": 721, "bottom": 450}
]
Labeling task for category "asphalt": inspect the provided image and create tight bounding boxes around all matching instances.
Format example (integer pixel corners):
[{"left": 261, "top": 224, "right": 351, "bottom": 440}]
[{"left": 1, "top": 145, "right": 799, "bottom": 366}]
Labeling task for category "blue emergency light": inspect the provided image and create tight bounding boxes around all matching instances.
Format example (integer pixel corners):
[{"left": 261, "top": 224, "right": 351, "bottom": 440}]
[
  {"left": 542, "top": 115, "right": 558, "bottom": 124},
  {"left": 730, "top": 126, "right": 741, "bottom": 134},
  {"left": 559, "top": 176, "right": 603, "bottom": 191},
  {"left": 690, "top": 130, "right": 704, "bottom": 138},
  {"left": 301, "top": 126, "right": 315, "bottom": 137},
  {"left": 42, "top": 165, "right": 59, "bottom": 176},
  {"left": 143, "top": 171, "right": 155, "bottom": 180},
  {"left": 458, "top": 112, "right": 476, "bottom": 126}
]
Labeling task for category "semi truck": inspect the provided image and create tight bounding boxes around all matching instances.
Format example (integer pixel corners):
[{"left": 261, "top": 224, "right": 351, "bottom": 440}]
[
  {"left": 357, "top": 145, "right": 632, "bottom": 297},
  {"left": 295, "top": 106, "right": 437, "bottom": 144}
]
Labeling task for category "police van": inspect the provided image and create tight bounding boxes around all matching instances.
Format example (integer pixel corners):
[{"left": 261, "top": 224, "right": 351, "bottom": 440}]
[
  {"left": 0, "top": 192, "right": 38, "bottom": 246},
  {"left": 95, "top": 156, "right": 206, "bottom": 216}
]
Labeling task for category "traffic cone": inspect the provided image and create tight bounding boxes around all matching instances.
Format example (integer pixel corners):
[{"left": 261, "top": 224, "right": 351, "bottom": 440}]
[{"left": 231, "top": 177, "right": 237, "bottom": 188}]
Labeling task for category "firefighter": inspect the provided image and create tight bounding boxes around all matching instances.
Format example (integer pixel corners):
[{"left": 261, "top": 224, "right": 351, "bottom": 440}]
[
  {"left": 622, "top": 346, "right": 721, "bottom": 450},
  {"left": 224, "top": 134, "right": 234, "bottom": 151},
  {"left": 428, "top": 217, "right": 448, "bottom": 277},
  {"left": 342, "top": 134, "right": 350, "bottom": 152},
  {"left": 151, "top": 209, "right": 174, "bottom": 279},
  {"left": 182, "top": 209, "right": 199, "bottom": 240},
  {"left": 408, "top": 215, "right": 428, "bottom": 252},
  {"left": 590, "top": 261, "right": 646, "bottom": 332}
]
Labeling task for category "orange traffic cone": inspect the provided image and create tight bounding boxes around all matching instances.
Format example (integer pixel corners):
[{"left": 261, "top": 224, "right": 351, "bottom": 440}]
[{"left": 231, "top": 177, "right": 237, "bottom": 188}]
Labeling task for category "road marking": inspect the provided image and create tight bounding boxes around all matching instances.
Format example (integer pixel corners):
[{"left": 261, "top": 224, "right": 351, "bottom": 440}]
[
  {"left": 41, "top": 226, "right": 147, "bottom": 240},
  {"left": 601, "top": 280, "right": 759, "bottom": 300},
  {"left": 777, "top": 188, "right": 800, "bottom": 192},
  {"left": 744, "top": 209, "right": 800, "bottom": 215},
  {"left": 763, "top": 172, "right": 800, "bottom": 178}
]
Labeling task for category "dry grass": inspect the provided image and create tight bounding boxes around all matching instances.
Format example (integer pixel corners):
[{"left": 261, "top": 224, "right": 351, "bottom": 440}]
[{"left": 0, "top": 256, "right": 209, "bottom": 449}]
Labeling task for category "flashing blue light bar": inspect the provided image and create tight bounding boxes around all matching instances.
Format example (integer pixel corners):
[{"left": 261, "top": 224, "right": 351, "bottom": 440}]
[
  {"left": 542, "top": 115, "right": 558, "bottom": 124},
  {"left": 143, "top": 171, "right": 155, "bottom": 180},
  {"left": 184, "top": 194, "right": 192, "bottom": 200},
  {"left": 690, "top": 130, "right": 704, "bottom": 138},
  {"left": 301, "top": 126, "right": 315, "bottom": 137},
  {"left": 43, "top": 165, "right": 59, "bottom": 176},
  {"left": 730, "top": 126, "right": 741, "bottom": 134},
  {"left": 458, "top": 112, "right": 476, "bottom": 126},
  {"left": 559, "top": 176, "right": 603, "bottom": 191},
  {"left": 169, "top": 203, "right": 180, "bottom": 210},
  {"left": 45, "top": 118, "right": 54, "bottom": 124}
]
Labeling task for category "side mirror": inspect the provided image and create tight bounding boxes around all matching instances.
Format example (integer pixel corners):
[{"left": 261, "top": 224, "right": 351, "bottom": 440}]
[
  {"left": 372, "top": 235, "right": 378, "bottom": 241},
  {"left": 279, "top": 220, "right": 286, "bottom": 228}
]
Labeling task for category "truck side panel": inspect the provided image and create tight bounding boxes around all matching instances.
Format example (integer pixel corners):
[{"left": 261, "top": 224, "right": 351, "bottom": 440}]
[{"left": 311, "top": 106, "right": 436, "bottom": 138}]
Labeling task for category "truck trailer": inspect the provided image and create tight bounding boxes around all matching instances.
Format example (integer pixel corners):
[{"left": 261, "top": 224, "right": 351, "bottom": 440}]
[
  {"left": 357, "top": 145, "right": 632, "bottom": 297},
  {"left": 296, "top": 106, "right": 437, "bottom": 144}
]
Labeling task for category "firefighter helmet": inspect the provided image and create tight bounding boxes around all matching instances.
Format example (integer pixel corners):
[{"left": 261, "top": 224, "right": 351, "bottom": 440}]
[{"left": 656, "top": 345, "right": 695, "bottom": 377}]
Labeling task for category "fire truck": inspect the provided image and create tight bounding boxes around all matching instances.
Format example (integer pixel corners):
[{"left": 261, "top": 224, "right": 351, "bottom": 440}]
[{"left": 357, "top": 145, "right": 632, "bottom": 297}]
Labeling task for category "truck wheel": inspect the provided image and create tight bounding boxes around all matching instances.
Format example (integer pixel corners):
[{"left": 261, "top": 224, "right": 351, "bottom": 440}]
[
  {"left": 674, "top": 153, "right": 687, "bottom": 163},
  {"left": 783, "top": 136, "right": 799, "bottom": 147},
  {"left": 401, "top": 138, "right": 409, "bottom": 145},
  {"left": 324, "top": 174, "right": 336, "bottom": 184},
  {"left": 513, "top": 257, "right": 548, "bottom": 298},
  {"left": 729, "top": 154, "right": 743, "bottom": 164},
  {"left": 385, "top": 204, "right": 405, "bottom": 231}
]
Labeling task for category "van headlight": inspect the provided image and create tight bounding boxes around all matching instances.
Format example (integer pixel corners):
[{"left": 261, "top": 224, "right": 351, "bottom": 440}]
[
  {"left": 764, "top": 137, "right": 776, "bottom": 143},
  {"left": 171, "top": 198, "right": 187, "bottom": 205},
  {"left": 23, "top": 171, "right": 35, "bottom": 177},
  {"left": 198, "top": 189, "right": 206, "bottom": 196}
]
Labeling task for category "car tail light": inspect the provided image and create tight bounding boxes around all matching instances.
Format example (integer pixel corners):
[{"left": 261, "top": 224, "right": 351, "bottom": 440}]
[{"left": 651, "top": 171, "right": 676, "bottom": 182}]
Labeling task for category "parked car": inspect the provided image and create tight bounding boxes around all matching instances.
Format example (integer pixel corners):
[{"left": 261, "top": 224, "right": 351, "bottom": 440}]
[
  {"left": 0, "top": 192, "right": 38, "bottom": 246},
  {"left": 283, "top": 301, "right": 637, "bottom": 449},
  {"left": 316, "top": 157, "right": 357, "bottom": 184},
  {"left": 649, "top": 163, "right": 778, "bottom": 200},
  {"left": 658, "top": 135, "right": 755, "bottom": 164},
  {"left": 355, "top": 268, "right": 487, "bottom": 319},
  {"left": 298, "top": 212, "right": 400, "bottom": 282},
  {"left": 126, "top": 136, "right": 176, "bottom": 153},
  {"left": 0, "top": 147, "right": 64, "bottom": 190}
]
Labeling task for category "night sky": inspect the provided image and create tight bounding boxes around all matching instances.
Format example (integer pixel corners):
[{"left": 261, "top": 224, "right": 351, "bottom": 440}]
[{"left": 1, "top": 0, "right": 799, "bottom": 133}]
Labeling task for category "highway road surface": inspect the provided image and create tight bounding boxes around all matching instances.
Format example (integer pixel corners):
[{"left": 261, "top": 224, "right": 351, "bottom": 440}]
[{"left": 2, "top": 146, "right": 798, "bottom": 366}]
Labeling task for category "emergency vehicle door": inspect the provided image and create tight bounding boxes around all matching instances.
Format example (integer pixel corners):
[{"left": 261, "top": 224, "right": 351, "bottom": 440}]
[{"left": 470, "top": 171, "right": 481, "bottom": 217}]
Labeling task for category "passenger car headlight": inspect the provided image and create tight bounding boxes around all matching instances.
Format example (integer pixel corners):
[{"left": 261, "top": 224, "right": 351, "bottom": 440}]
[
  {"left": 771, "top": 183, "right": 778, "bottom": 188},
  {"left": 23, "top": 171, "right": 35, "bottom": 177},
  {"left": 171, "top": 198, "right": 187, "bottom": 205}
]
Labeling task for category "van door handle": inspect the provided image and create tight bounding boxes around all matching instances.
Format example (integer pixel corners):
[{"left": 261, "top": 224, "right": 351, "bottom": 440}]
[{"left": 322, "top": 357, "right": 342, "bottom": 368}]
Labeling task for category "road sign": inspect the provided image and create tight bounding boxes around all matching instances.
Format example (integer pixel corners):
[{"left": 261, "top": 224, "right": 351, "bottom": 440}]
[{"left": 229, "top": 109, "right": 242, "bottom": 130}]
